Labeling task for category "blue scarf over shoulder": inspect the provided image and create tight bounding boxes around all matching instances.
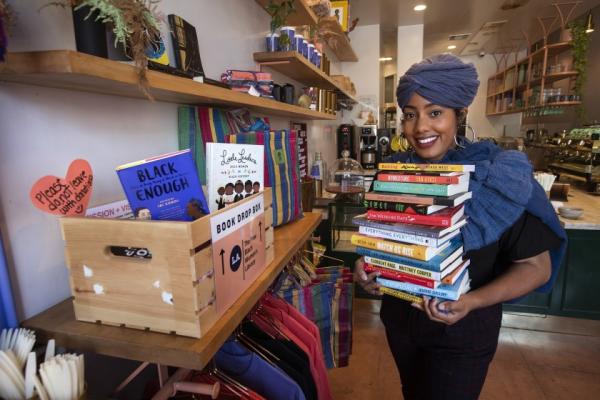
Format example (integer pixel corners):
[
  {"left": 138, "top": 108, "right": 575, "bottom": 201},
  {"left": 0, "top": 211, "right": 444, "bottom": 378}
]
[{"left": 388, "top": 139, "right": 567, "bottom": 293}]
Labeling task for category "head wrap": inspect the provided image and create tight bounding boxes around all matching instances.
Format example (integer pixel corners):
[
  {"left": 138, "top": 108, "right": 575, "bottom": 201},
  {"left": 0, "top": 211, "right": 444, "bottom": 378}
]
[{"left": 396, "top": 53, "right": 480, "bottom": 110}]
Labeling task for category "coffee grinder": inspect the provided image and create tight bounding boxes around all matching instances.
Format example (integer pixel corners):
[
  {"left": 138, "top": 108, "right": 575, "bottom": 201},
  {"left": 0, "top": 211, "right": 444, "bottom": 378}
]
[
  {"left": 376, "top": 128, "right": 393, "bottom": 162},
  {"left": 359, "top": 125, "right": 377, "bottom": 169},
  {"left": 337, "top": 124, "right": 357, "bottom": 160}
]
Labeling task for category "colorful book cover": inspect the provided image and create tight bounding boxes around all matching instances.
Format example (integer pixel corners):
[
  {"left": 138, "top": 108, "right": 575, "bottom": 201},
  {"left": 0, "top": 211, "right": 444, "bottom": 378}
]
[
  {"left": 363, "top": 199, "right": 447, "bottom": 215},
  {"left": 356, "top": 238, "right": 463, "bottom": 272},
  {"left": 168, "top": 14, "right": 205, "bottom": 77},
  {"left": 357, "top": 224, "right": 461, "bottom": 247},
  {"left": 379, "top": 286, "right": 424, "bottom": 304},
  {"left": 441, "top": 259, "right": 470, "bottom": 285},
  {"left": 116, "top": 149, "right": 208, "bottom": 221},
  {"left": 373, "top": 180, "right": 469, "bottom": 197},
  {"left": 364, "top": 263, "right": 440, "bottom": 288},
  {"left": 365, "top": 191, "right": 472, "bottom": 207},
  {"left": 351, "top": 234, "right": 450, "bottom": 261},
  {"left": 364, "top": 254, "right": 464, "bottom": 281},
  {"left": 206, "top": 143, "right": 264, "bottom": 213},
  {"left": 378, "top": 163, "right": 475, "bottom": 173},
  {"left": 377, "top": 172, "right": 465, "bottom": 184},
  {"left": 353, "top": 214, "right": 467, "bottom": 239},
  {"left": 366, "top": 206, "right": 465, "bottom": 227},
  {"left": 377, "top": 269, "right": 470, "bottom": 301}
]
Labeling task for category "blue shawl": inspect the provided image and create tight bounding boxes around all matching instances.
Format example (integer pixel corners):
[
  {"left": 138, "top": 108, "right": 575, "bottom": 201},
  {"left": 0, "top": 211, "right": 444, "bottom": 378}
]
[{"left": 388, "top": 138, "right": 567, "bottom": 293}]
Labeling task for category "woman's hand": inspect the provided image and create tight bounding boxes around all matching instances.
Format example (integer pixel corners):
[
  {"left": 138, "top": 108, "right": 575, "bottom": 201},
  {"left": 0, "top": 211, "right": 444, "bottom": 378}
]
[
  {"left": 411, "top": 295, "right": 474, "bottom": 325},
  {"left": 354, "top": 257, "right": 381, "bottom": 296}
]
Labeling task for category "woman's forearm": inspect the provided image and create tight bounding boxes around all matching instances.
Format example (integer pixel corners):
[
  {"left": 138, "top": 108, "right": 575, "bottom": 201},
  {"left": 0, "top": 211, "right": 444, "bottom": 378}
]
[{"left": 463, "top": 251, "right": 552, "bottom": 311}]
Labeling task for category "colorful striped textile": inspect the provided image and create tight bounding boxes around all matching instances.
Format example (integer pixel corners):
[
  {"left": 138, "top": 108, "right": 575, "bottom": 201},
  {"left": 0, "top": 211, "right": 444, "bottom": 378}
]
[
  {"left": 177, "top": 106, "right": 207, "bottom": 184},
  {"left": 196, "top": 106, "right": 240, "bottom": 145}
]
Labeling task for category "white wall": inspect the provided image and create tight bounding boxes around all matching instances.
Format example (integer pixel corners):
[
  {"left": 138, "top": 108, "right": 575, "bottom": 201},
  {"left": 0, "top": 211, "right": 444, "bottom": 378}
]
[
  {"left": 0, "top": 0, "right": 345, "bottom": 319},
  {"left": 396, "top": 24, "right": 424, "bottom": 131},
  {"left": 461, "top": 54, "right": 523, "bottom": 139}
]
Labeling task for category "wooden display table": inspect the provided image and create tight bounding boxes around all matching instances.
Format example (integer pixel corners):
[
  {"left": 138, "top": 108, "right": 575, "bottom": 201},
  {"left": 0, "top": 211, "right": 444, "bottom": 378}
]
[{"left": 22, "top": 213, "right": 321, "bottom": 370}]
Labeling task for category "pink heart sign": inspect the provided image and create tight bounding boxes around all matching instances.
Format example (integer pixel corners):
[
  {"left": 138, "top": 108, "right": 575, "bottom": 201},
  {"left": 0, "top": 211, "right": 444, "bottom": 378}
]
[{"left": 30, "top": 159, "right": 94, "bottom": 216}]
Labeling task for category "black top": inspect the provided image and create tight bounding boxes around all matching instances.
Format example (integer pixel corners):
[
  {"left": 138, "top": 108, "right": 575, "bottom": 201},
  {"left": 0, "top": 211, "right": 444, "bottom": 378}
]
[{"left": 466, "top": 210, "right": 562, "bottom": 290}]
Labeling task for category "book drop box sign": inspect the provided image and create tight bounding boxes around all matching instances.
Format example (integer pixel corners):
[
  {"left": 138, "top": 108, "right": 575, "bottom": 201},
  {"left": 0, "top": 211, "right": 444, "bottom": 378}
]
[{"left": 210, "top": 193, "right": 266, "bottom": 316}]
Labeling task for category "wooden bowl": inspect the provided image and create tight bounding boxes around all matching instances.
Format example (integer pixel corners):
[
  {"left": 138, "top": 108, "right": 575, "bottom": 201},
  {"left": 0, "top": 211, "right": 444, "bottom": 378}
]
[{"left": 558, "top": 207, "right": 584, "bottom": 220}]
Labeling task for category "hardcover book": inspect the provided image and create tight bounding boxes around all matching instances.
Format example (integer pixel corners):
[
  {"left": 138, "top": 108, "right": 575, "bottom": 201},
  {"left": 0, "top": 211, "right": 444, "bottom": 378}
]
[
  {"left": 363, "top": 199, "right": 447, "bottom": 215},
  {"left": 116, "top": 149, "right": 209, "bottom": 222},
  {"left": 205, "top": 143, "right": 264, "bottom": 213},
  {"left": 365, "top": 191, "right": 472, "bottom": 207},
  {"left": 353, "top": 214, "right": 467, "bottom": 239},
  {"left": 364, "top": 263, "right": 442, "bottom": 288},
  {"left": 364, "top": 254, "right": 465, "bottom": 281},
  {"left": 373, "top": 178, "right": 469, "bottom": 197},
  {"left": 378, "top": 163, "right": 475, "bottom": 173},
  {"left": 356, "top": 238, "right": 464, "bottom": 272},
  {"left": 377, "top": 172, "right": 466, "bottom": 185},
  {"left": 351, "top": 234, "right": 450, "bottom": 261},
  {"left": 357, "top": 224, "right": 461, "bottom": 247},
  {"left": 377, "top": 269, "right": 470, "bottom": 301},
  {"left": 379, "top": 286, "right": 424, "bottom": 304},
  {"left": 168, "top": 14, "right": 205, "bottom": 78},
  {"left": 366, "top": 205, "right": 465, "bottom": 227}
]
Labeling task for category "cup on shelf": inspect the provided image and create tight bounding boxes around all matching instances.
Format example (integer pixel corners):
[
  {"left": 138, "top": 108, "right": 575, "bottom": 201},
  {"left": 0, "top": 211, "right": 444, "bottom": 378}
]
[
  {"left": 315, "top": 50, "right": 321, "bottom": 68},
  {"left": 294, "top": 33, "right": 304, "bottom": 52},
  {"left": 301, "top": 38, "right": 309, "bottom": 58},
  {"left": 265, "top": 33, "right": 279, "bottom": 52},
  {"left": 280, "top": 26, "right": 295, "bottom": 51},
  {"left": 307, "top": 43, "right": 315, "bottom": 65}
]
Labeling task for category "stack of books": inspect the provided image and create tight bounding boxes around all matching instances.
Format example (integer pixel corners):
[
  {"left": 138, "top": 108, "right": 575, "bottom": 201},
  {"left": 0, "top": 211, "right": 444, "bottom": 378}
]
[{"left": 351, "top": 162, "right": 475, "bottom": 304}]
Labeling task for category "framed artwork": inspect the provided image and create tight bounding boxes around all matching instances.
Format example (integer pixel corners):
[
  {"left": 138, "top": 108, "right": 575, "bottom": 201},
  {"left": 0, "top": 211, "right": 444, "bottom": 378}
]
[{"left": 330, "top": 1, "right": 349, "bottom": 32}]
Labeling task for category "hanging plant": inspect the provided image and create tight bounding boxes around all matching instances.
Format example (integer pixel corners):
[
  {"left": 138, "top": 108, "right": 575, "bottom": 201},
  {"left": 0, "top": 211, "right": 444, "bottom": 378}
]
[
  {"left": 48, "top": 0, "right": 161, "bottom": 99},
  {"left": 569, "top": 21, "right": 590, "bottom": 121},
  {"left": 265, "top": 0, "right": 295, "bottom": 49},
  {"left": 0, "top": 0, "right": 16, "bottom": 62}
]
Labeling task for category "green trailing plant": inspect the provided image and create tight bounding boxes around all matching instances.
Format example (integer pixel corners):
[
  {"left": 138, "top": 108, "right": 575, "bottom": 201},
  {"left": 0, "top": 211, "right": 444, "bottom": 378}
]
[
  {"left": 265, "top": 0, "right": 295, "bottom": 49},
  {"left": 569, "top": 21, "right": 590, "bottom": 120},
  {"left": 47, "top": 0, "right": 161, "bottom": 99}
]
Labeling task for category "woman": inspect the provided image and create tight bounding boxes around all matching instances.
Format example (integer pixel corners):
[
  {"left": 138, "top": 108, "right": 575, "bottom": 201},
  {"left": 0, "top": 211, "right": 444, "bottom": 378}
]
[{"left": 355, "top": 54, "right": 566, "bottom": 400}]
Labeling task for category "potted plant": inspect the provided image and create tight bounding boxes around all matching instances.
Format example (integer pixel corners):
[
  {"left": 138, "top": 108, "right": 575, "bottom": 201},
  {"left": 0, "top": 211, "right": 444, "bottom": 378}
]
[
  {"left": 569, "top": 21, "right": 590, "bottom": 120},
  {"left": 265, "top": 0, "right": 295, "bottom": 51},
  {"left": 50, "top": 0, "right": 161, "bottom": 99}
]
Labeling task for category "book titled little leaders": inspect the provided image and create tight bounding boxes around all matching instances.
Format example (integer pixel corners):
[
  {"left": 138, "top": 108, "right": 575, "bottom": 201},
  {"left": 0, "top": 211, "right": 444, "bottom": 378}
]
[
  {"left": 116, "top": 149, "right": 209, "bottom": 221},
  {"left": 206, "top": 142, "right": 264, "bottom": 213}
]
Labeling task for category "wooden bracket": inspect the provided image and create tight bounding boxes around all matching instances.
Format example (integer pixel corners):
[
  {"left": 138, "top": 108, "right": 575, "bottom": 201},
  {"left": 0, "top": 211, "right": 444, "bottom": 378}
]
[
  {"left": 553, "top": 1, "right": 582, "bottom": 29},
  {"left": 537, "top": 15, "right": 560, "bottom": 45}
]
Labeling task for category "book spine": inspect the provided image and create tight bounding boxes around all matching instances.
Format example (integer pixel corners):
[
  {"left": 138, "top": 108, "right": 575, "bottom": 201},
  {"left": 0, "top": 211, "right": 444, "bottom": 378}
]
[
  {"left": 364, "top": 256, "right": 441, "bottom": 279},
  {"left": 374, "top": 181, "right": 449, "bottom": 196},
  {"left": 365, "top": 192, "right": 435, "bottom": 205},
  {"left": 363, "top": 200, "right": 433, "bottom": 215},
  {"left": 366, "top": 210, "right": 451, "bottom": 227},
  {"left": 351, "top": 234, "right": 428, "bottom": 260},
  {"left": 377, "top": 278, "right": 460, "bottom": 301},
  {"left": 378, "top": 173, "right": 460, "bottom": 184},
  {"left": 379, "top": 286, "right": 424, "bottom": 304},
  {"left": 358, "top": 226, "right": 435, "bottom": 246},
  {"left": 357, "top": 247, "right": 444, "bottom": 271},
  {"left": 355, "top": 218, "right": 437, "bottom": 238},
  {"left": 378, "top": 163, "right": 473, "bottom": 172},
  {"left": 364, "top": 264, "right": 438, "bottom": 288}
]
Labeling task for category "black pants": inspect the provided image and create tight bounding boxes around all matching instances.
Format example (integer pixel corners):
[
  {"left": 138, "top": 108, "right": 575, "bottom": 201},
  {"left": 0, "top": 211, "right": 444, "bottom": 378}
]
[{"left": 380, "top": 295, "right": 502, "bottom": 400}]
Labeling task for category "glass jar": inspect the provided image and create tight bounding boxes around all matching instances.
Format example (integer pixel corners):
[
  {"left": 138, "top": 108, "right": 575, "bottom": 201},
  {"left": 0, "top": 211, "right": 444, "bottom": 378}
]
[{"left": 325, "top": 150, "right": 365, "bottom": 196}]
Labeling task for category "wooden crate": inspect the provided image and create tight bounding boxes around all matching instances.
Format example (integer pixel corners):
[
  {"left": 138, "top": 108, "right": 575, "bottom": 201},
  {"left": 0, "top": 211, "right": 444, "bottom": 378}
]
[{"left": 60, "top": 189, "right": 273, "bottom": 338}]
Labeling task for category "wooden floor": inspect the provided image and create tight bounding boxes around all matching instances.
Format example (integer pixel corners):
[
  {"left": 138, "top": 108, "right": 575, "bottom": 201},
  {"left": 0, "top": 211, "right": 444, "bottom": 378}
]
[{"left": 328, "top": 299, "right": 600, "bottom": 399}]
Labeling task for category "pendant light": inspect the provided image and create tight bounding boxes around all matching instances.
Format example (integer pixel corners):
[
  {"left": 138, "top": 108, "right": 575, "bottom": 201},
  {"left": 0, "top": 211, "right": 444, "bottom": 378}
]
[{"left": 586, "top": 11, "right": 595, "bottom": 34}]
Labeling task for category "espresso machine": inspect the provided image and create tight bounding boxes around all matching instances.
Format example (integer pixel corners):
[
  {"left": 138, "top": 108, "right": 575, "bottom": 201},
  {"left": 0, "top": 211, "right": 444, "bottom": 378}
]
[{"left": 359, "top": 125, "right": 377, "bottom": 169}]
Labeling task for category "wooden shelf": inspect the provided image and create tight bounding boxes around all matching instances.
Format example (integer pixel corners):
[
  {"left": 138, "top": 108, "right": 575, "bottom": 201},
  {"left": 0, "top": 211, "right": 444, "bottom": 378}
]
[
  {"left": 531, "top": 41, "right": 572, "bottom": 63},
  {"left": 253, "top": 51, "right": 356, "bottom": 101},
  {"left": 22, "top": 213, "right": 322, "bottom": 370},
  {"left": 318, "top": 16, "right": 359, "bottom": 62},
  {"left": 543, "top": 71, "right": 578, "bottom": 84},
  {"left": 254, "top": 0, "right": 318, "bottom": 26},
  {"left": 0, "top": 50, "right": 336, "bottom": 121},
  {"left": 488, "top": 101, "right": 580, "bottom": 116}
]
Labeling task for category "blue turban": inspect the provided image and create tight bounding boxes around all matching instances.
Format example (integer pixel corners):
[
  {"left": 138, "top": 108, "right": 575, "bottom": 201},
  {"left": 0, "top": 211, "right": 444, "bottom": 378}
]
[{"left": 396, "top": 53, "right": 480, "bottom": 110}]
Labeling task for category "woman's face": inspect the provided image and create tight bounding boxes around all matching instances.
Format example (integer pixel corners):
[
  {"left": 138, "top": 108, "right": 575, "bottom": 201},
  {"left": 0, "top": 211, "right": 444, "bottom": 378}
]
[{"left": 401, "top": 93, "right": 459, "bottom": 161}]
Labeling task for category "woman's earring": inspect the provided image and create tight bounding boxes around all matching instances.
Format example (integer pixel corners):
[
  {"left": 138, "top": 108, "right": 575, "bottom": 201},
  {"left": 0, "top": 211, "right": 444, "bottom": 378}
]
[{"left": 454, "top": 135, "right": 466, "bottom": 149}]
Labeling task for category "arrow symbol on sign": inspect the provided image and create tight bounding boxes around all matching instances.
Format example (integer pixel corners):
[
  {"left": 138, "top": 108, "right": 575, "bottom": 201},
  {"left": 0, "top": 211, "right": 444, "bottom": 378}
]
[
  {"left": 259, "top": 221, "right": 263, "bottom": 241},
  {"left": 220, "top": 249, "right": 225, "bottom": 275}
]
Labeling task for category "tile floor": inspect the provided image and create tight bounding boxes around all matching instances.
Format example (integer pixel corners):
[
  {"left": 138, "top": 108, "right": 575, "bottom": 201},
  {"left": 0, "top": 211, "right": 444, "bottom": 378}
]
[{"left": 328, "top": 299, "right": 600, "bottom": 400}]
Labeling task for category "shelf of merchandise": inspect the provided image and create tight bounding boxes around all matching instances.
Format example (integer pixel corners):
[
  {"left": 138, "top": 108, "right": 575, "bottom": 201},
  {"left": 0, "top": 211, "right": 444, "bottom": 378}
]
[
  {"left": 255, "top": 0, "right": 318, "bottom": 26},
  {"left": 485, "top": 41, "right": 577, "bottom": 117},
  {"left": 0, "top": 50, "right": 336, "bottom": 121},
  {"left": 253, "top": 51, "right": 357, "bottom": 101},
  {"left": 529, "top": 101, "right": 582, "bottom": 108},
  {"left": 318, "top": 16, "right": 359, "bottom": 62},
  {"left": 23, "top": 212, "right": 322, "bottom": 371}
]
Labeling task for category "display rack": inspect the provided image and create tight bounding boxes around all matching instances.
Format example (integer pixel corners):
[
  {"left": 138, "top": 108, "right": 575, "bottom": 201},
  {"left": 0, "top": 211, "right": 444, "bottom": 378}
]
[
  {"left": 486, "top": 41, "right": 579, "bottom": 116},
  {"left": 0, "top": 50, "right": 336, "bottom": 121},
  {"left": 254, "top": 0, "right": 318, "bottom": 26},
  {"left": 253, "top": 51, "right": 357, "bottom": 101},
  {"left": 318, "top": 16, "right": 359, "bottom": 62},
  {"left": 22, "top": 213, "right": 322, "bottom": 371}
]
